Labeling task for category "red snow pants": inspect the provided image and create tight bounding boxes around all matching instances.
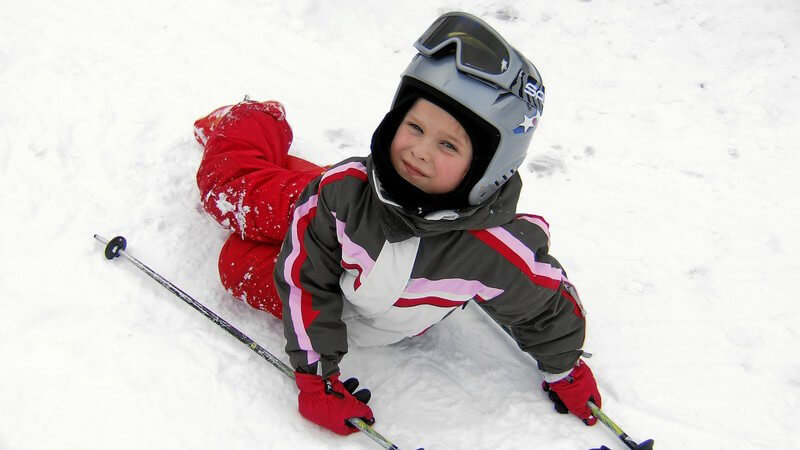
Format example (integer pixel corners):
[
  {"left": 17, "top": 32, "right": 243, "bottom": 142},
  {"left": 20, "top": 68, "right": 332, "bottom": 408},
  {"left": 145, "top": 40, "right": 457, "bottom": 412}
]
[{"left": 194, "top": 101, "right": 325, "bottom": 319}]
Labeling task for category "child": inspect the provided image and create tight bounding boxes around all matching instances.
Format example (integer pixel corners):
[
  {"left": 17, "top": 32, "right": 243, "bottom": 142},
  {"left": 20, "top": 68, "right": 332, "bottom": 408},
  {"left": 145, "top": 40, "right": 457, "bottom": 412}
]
[{"left": 194, "top": 11, "right": 601, "bottom": 437}]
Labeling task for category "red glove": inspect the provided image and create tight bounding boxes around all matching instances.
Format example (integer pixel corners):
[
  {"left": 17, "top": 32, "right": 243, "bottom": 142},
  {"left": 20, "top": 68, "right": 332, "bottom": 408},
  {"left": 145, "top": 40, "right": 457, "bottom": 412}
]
[
  {"left": 542, "top": 360, "right": 602, "bottom": 425},
  {"left": 295, "top": 372, "right": 374, "bottom": 435}
]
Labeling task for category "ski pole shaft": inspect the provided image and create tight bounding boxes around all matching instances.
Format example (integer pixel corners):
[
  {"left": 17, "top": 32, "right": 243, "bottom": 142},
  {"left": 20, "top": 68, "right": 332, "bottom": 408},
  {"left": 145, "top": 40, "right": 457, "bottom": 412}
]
[
  {"left": 588, "top": 401, "right": 654, "bottom": 450},
  {"left": 94, "top": 234, "right": 294, "bottom": 377},
  {"left": 94, "top": 234, "right": 402, "bottom": 450}
]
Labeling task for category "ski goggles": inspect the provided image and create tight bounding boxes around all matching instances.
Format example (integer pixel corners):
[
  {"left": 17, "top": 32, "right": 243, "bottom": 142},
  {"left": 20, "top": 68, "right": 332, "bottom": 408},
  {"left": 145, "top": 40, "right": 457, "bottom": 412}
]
[{"left": 414, "top": 12, "right": 544, "bottom": 111}]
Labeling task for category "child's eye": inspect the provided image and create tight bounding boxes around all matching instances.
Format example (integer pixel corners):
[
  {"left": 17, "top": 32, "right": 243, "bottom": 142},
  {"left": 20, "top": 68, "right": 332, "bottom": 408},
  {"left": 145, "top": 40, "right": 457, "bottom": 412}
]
[
  {"left": 407, "top": 122, "right": 423, "bottom": 133},
  {"left": 442, "top": 141, "right": 459, "bottom": 153}
]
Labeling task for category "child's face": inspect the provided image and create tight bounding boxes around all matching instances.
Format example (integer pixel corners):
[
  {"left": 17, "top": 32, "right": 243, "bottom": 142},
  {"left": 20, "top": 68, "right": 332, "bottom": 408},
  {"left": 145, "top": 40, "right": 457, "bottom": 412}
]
[{"left": 389, "top": 98, "right": 473, "bottom": 195}]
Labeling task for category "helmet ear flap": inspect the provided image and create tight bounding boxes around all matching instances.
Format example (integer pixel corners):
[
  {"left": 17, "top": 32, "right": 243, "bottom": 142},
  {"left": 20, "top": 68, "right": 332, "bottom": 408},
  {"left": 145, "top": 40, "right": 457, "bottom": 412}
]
[{"left": 469, "top": 155, "right": 524, "bottom": 204}]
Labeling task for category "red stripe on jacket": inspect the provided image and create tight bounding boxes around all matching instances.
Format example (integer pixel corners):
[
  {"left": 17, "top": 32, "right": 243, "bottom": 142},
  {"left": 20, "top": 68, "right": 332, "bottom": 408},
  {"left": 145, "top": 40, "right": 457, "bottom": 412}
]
[
  {"left": 290, "top": 202, "right": 321, "bottom": 330},
  {"left": 561, "top": 289, "right": 584, "bottom": 319},
  {"left": 469, "top": 229, "right": 561, "bottom": 291},
  {"left": 319, "top": 167, "right": 368, "bottom": 190},
  {"left": 291, "top": 164, "right": 368, "bottom": 331},
  {"left": 394, "top": 297, "right": 466, "bottom": 308}
]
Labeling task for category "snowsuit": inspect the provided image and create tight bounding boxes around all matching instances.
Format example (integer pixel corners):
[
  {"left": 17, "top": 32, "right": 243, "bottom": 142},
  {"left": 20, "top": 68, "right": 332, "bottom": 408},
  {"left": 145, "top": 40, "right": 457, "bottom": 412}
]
[{"left": 196, "top": 101, "right": 587, "bottom": 381}]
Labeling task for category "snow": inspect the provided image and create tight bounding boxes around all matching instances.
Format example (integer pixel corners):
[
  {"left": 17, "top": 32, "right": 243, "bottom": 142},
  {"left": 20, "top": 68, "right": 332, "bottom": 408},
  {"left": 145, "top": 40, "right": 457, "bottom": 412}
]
[{"left": 2, "top": 0, "right": 798, "bottom": 449}]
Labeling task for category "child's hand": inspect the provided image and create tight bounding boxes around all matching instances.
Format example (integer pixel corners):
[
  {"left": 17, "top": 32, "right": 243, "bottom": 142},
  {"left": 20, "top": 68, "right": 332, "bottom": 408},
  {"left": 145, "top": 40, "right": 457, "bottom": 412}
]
[
  {"left": 541, "top": 359, "right": 602, "bottom": 425},
  {"left": 295, "top": 372, "right": 374, "bottom": 435}
]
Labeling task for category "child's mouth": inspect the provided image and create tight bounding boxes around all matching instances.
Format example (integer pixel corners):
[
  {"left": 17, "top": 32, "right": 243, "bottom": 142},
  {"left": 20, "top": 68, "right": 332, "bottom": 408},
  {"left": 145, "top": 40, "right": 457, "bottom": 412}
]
[{"left": 402, "top": 160, "right": 427, "bottom": 178}]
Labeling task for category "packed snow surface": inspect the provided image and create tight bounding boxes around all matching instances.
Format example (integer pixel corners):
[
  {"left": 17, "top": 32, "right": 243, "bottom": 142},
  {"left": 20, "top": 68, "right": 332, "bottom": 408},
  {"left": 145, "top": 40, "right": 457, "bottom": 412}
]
[{"left": 2, "top": 1, "right": 798, "bottom": 449}]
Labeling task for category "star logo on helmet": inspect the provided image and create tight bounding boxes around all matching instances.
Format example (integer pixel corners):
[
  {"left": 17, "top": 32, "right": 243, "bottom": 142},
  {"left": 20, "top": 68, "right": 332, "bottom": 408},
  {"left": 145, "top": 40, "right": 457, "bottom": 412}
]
[{"left": 514, "top": 114, "right": 538, "bottom": 134}]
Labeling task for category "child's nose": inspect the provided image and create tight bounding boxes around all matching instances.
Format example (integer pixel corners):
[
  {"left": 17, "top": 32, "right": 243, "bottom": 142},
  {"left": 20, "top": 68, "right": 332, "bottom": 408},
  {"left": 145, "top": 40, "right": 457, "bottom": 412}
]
[{"left": 411, "top": 143, "right": 432, "bottom": 161}]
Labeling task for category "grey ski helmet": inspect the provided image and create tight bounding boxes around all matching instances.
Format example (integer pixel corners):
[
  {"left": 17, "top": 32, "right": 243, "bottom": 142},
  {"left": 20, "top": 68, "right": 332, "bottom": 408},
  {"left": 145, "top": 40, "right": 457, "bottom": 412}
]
[{"left": 393, "top": 11, "right": 545, "bottom": 205}]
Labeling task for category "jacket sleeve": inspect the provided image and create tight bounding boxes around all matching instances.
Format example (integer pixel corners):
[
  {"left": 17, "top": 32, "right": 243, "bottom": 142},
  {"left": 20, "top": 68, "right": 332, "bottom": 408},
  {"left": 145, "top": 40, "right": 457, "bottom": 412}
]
[
  {"left": 273, "top": 167, "right": 355, "bottom": 377},
  {"left": 195, "top": 101, "right": 321, "bottom": 242},
  {"left": 472, "top": 218, "right": 586, "bottom": 377}
]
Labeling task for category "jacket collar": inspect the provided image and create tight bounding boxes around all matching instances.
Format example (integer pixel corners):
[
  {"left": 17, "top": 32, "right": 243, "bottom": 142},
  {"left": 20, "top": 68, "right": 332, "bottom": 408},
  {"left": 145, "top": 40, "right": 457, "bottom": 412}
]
[{"left": 366, "top": 157, "right": 521, "bottom": 242}]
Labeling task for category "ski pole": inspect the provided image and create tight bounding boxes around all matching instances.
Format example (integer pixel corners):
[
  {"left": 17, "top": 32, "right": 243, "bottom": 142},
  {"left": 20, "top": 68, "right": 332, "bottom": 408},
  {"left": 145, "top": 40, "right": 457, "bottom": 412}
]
[
  {"left": 94, "top": 234, "right": 410, "bottom": 450},
  {"left": 474, "top": 304, "right": 655, "bottom": 449},
  {"left": 588, "top": 401, "right": 654, "bottom": 450}
]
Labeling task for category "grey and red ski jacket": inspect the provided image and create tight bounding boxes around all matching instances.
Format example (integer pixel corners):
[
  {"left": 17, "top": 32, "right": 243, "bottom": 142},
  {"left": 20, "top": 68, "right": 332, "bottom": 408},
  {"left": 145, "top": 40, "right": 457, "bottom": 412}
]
[{"left": 274, "top": 156, "right": 587, "bottom": 381}]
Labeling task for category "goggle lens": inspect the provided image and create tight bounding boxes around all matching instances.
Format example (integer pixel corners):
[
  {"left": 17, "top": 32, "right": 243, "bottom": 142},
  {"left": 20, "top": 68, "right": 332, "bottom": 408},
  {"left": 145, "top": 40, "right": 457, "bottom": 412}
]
[{"left": 417, "top": 15, "right": 511, "bottom": 75}]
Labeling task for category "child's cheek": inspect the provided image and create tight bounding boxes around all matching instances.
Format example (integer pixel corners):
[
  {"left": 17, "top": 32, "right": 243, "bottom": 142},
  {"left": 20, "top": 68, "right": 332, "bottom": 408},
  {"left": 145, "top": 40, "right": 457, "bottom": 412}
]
[{"left": 394, "top": 128, "right": 412, "bottom": 146}]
